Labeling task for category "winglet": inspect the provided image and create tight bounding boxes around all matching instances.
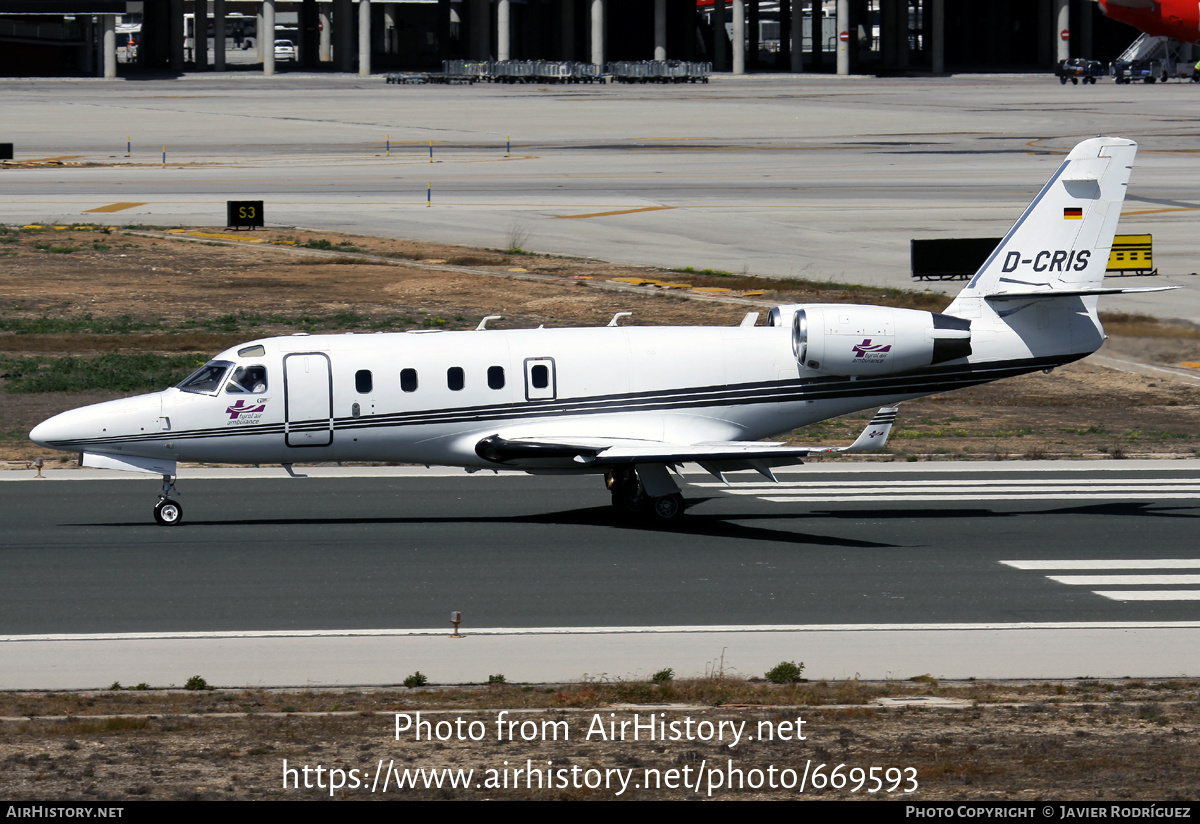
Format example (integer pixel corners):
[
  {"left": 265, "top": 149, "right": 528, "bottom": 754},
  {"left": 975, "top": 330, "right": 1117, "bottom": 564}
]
[{"left": 836, "top": 407, "right": 899, "bottom": 453}]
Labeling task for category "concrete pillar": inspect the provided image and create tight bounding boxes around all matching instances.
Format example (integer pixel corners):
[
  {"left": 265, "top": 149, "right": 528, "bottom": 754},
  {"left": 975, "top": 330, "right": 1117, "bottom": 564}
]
[
  {"left": 590, "top": 0, "right": 604, "bottom": 67},
  {"left": 82, "top": 17, "right": 94, "bottom": 75},
  {"left": 470, "top": 0, "right": 488, "bottom": 60},
  {"left": 654, "top": 0, "right": 666, "bottom": 61},
  {"left": 319, "top": 4, "right": 331, "bottom": 62},
  {"left": 1037, "top": 0, "right": 1050, "bottom": 66},
  {"left": 1080, "top": 0, "right": 1093, "bottom": 58},
  {"left": 263, "top": 0, "right": 275, "bottom": 74},
  {"left": 335, "top": 0, "right": 353, "bottom": 71},
  {"left": 214, "top": 0, "right": 226, "bottom": 70},
  {"left": 778, "top": 0, "right": 790, "bottom": 71},
  {"left": 437, "top": 0, "right": 450, "bottom": 62},
  {"left": 747, "top": 0, "right": 758, "bottom": 69},
  {"left": 498, "top": 0, "right": 510, "bottom": 61},
  {"left": 102, "top": 14, "right": 117, "bottom": 77},
  {"left": 169, "top": 0, "right": 185, "bottom": 72},
  {"left": 195, "top": 0, "right": 208, "bottom": 68},
  {"left": 881, "top": 0, "right": 906, "bottom": 69},
  {"left": 880, "top": 0, "right": 894, "bottom": 65},
  {"left": 1055, "top": 0, "right": 1069, "bottom": 62},
  {"left": 810, "top": 0, "right": 822, "bottom": 70},
  {"left": 732, "top": 0, "right": 744, "bottom": 75},
  {"left": 359, "top": 0, "right": 371, "bottom": 75},
  {"left": 299, "top": 0, "right": 318, "bottom": 67},
  {"left": 561, "top": 0, "right": 574, "bottom": 60},
  {"left": 713, "top": 0, "right": 726, "bottom": 71},
  {"left": 930, "top": 0, "right": 943, "bottom": 73},
  {"left": 384, "top": 2, "right": 396, "bottom": 54},
  {"left": 791, "top": 0, "right": 802, "bottom": 71},
  {"left": 836, "top": 0, "right": 848, "bottom": 75},
  {"left": 256, "top": 11, "right": 263, "bottom": 61}
]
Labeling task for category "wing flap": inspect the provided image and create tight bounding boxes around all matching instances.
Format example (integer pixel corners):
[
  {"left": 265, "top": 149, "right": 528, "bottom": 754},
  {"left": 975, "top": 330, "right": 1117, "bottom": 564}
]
[{"left": 475, "top": 407, "right": 899, "bottom": 469}]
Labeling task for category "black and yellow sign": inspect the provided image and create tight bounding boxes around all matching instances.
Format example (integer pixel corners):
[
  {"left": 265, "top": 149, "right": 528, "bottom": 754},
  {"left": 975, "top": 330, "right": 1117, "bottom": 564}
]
[
  {"left": 1107, "top": 234, "right": 1154, "bottom": 276},
  {"left": 227, "top": 201, "right": 264, "bottom": 229}
]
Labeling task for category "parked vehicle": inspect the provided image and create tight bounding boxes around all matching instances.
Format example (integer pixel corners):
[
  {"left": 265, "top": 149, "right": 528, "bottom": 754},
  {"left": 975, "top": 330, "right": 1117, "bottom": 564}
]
[
  {"left": 1056, "top": 58, "right": 1105, "bottom": 84},
  {"left": 273, "top": 40, "right": 296, "bottom": 62},
  {"left": 1112, "top": 58, "right": 1165, "bottom": 83}
]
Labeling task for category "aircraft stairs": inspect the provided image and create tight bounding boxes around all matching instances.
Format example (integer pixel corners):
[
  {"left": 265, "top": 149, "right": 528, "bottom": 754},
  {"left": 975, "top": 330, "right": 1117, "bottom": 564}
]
[{"left": 1112, "top": 33, "right": 1198, "bottom": 81}]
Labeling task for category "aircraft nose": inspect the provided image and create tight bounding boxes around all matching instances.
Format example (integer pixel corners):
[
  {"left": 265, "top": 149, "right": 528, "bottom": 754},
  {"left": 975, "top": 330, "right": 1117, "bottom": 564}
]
[
  {"left": 30, "top": 393, "right": 164, "bottom": 450},
  {"left": 30, "top": 411, "right": 80, "bottom": 448},
  {"left": 29, "top": 419, "right": 49, "bottom": 446}
]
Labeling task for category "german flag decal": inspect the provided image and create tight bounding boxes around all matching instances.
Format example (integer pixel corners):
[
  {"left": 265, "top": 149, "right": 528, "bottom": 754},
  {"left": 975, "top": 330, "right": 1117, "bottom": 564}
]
[{"left": 1064, "top": 207, "right": 1083, "bottom": 220}]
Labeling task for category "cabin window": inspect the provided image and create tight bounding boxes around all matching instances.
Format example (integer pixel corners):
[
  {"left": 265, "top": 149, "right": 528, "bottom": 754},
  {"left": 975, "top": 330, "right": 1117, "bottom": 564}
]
[
  {"left": 487, "top": 366, "right": 505, "bottom": 390},
  {"left": 447, "top": 366, "right": 465, "bottom": 391},
  {"left": 178, "top": 361, "right": 231, "bottom": 395},
  {"left": 523, "top": 357, "right": 556, "bottom": 401},
  {"left": 400, "top": 368, "right": 418, "bottom": 393},
  {"left": 225, "top": 365, "right": 268, "bottom": 394},
  {"left": 355, "top": 370, "right": 373, "bottom": 393}
]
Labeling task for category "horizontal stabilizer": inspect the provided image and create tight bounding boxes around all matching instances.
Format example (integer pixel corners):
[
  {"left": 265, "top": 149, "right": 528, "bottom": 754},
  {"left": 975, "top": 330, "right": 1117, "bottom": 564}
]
[{"left": 986, "top": 285, "right": 1179, "bottom": 302}]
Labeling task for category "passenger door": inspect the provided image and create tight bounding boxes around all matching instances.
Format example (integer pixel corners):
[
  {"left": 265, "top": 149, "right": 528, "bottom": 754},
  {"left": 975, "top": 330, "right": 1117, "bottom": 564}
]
[{"left": 284, "top": 353, "right": 333, "bottom": 447}]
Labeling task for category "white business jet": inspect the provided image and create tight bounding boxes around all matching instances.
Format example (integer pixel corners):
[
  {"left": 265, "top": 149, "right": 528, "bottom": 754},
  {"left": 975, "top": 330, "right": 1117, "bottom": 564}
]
[{"left": 31, "top": 137, "right": 1172, "bottom": 525}]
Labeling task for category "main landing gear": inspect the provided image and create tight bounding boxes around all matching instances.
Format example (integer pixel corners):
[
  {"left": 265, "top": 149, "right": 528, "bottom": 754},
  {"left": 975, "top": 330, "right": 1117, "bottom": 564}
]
[
  {"left": 606, "top": 467, "right": 686, "bottom": 523},
  {"left": 154, "top": 474, "right": 183, "bottom": 526}
]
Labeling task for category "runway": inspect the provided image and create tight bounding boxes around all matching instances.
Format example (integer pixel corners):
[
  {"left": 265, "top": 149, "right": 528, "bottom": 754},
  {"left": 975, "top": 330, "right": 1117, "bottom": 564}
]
[{"left": 3, "top": 461, "right": 1198, "bottom": 687}]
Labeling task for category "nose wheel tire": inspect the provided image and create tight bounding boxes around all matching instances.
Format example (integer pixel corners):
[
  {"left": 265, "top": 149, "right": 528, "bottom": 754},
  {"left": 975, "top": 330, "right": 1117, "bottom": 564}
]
[{"left": 154, "top": 499, "right": 183, "bottom": 526}]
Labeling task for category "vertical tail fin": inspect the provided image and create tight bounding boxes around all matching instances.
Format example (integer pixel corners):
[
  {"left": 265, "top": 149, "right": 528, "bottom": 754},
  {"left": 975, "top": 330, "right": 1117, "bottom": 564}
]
[{"left": 947, "top": 137, "right": 1136, "bottom": 311}]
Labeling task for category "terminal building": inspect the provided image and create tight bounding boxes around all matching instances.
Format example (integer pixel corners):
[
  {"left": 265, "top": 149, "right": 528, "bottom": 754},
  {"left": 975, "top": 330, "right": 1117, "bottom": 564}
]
[{"left": 0, "top": 0, "right": 1176, "bottom": 78}]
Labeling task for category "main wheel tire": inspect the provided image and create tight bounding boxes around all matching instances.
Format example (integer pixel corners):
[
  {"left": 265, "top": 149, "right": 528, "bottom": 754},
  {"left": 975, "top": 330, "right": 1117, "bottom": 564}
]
[
  {"left": 611, "top": 481, "right": 647, "bottom": 516},
  {"left": 651, "top": 493, "right": 684, "bottom": 522},
  {"left": 154, "top": 498, "right": 183, "bottom": 526}
]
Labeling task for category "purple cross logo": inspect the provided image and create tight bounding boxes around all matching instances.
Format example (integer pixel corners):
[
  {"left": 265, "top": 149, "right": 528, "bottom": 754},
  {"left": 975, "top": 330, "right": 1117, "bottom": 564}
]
[
  {"left": 852, "top": 339, "right": 892, "bottom": 358},
  {"left": 225, "top": 399, "right": 266, "bottom": 420}
]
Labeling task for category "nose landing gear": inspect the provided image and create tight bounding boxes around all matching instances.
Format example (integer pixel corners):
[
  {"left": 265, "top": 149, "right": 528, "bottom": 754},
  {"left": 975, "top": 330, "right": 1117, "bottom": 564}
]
[{"left": 154, "top": 474, "right": 183, "bottom": 526}]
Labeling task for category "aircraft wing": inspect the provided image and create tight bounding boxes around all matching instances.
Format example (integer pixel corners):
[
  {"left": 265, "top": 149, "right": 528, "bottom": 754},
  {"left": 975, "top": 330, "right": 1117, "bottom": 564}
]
[{"left": 475, "top": 407, "right": 898, "bottom": 479}]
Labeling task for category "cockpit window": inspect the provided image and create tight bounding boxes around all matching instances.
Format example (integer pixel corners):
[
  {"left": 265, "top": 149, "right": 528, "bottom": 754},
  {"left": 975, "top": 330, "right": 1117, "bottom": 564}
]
[
  {"left": 177, "top": 361, "right": 232, "bottom": 394},
  {"left": 225, "top": 365, "right": 268, "bottom": 394}
]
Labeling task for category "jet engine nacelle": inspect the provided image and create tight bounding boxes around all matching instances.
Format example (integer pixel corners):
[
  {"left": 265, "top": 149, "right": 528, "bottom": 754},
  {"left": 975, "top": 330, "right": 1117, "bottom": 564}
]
[{"left": 767, "top": 303, "right": 972, "bottom": 376}]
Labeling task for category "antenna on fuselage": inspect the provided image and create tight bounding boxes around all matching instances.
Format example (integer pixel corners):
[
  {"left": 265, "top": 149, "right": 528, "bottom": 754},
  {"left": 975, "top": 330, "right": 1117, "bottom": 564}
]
[
  {"left": 476, "top": 315, "right": 503, "bottom": 331},
  {"left": 607, "top": 312, "right": 632, "bottom": 327}
]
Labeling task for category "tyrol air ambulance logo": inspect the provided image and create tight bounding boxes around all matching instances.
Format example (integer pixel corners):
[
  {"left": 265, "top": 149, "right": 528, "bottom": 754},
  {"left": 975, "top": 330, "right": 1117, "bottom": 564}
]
[
  {"left": 225, "top": 399, "right": 267, "bottom": 425},
  {"left": 852, "top": 339, "right": 892, "bottom": 364}
]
